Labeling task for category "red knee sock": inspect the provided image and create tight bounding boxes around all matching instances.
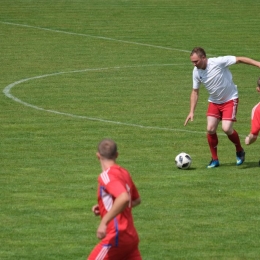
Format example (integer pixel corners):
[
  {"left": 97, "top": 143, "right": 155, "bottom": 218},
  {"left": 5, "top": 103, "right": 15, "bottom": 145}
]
[
  {"left": 227, "top": 130, "right": 243, "bottom": 152},
  {"left": 207, "top": 133, "right": 218, "bottom": 160}
]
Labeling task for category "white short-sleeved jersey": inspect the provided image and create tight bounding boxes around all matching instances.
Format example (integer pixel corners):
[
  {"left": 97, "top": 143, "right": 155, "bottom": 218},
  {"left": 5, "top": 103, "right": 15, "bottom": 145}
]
[{"left": 192, "top": 56, "right": 238, "bottom": 104}]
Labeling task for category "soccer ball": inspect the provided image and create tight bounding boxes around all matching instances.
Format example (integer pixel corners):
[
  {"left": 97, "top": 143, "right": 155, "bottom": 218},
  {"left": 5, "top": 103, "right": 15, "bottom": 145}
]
[{"left": 175, "top": 152, "right": 192, "bottom": 169}]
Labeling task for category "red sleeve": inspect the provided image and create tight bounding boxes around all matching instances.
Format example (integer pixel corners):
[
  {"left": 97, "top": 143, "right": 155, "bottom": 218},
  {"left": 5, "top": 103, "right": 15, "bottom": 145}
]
[
  {"left": 106, "top": 180, "right": 126, "bottom": 198},
  {"left": 105, "top": 167, "right": 140, "bottom": 201},
  {"left": 251, "top": 104, "right": 260, "bottom": 136},
  {"left": 130, "top": 182, "right": 140, "bottom": 201}
]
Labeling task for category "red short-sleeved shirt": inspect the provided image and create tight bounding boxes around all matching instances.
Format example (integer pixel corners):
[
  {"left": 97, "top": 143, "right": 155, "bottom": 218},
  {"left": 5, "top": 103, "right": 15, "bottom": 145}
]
[
  {"left": 97, "top": 164, "right": 140, "bottom": 247},
  {"left": 250, "top": 102, "right": 260, "bottom": 136}
]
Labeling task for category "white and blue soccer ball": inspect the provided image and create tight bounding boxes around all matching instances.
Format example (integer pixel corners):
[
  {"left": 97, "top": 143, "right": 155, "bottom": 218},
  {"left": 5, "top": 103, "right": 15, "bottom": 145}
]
[{"left": 175, "top": 152, "right": 192, "bottom": 169}]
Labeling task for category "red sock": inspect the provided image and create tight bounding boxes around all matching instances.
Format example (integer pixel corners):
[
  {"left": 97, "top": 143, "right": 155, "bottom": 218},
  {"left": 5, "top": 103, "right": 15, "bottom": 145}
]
[
  {"left": 227, "top": 130, "right": 243, "bottom": 152},
  {"left": 207, "top": 133, "right": 218, "bottom": 160}
]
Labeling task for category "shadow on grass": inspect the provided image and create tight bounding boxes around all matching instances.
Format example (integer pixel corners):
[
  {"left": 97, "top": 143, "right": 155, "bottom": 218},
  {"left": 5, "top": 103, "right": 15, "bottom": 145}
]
[
  {"left": 173, "top": 168, "right": 197, "bottom": 173},
  {"left": 220, "top": 161, "right": 259, "bottom": 169}
]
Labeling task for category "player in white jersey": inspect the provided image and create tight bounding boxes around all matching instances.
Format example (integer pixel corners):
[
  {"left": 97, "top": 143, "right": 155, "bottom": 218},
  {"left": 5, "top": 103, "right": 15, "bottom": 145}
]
[{"left": 184, "top": 47, "right": 260, "bottom": 168}]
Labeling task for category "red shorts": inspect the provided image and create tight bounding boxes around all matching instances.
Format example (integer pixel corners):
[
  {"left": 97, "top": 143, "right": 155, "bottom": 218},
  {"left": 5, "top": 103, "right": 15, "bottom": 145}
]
[
  {"left": 207, "top": 99, "right": 239, "bottom": 121},
  {"left": 87, "top": 241, "right": 142, "bottom": 260}
]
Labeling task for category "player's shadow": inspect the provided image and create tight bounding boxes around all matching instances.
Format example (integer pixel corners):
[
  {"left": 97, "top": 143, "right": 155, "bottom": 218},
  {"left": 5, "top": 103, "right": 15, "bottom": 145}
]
[
  {"left": 185, "top": 167, "right": 196, "bottom": 171},
  {"left": 221, "top": 161, "right": 259, "bottom": 169}
]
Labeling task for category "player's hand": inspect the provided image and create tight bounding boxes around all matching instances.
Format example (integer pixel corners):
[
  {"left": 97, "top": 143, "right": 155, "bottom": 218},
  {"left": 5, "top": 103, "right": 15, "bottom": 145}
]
[
  {"left": 256, "top": 86, "right": 260, "bottom": 93},
  {"left": 97, "top": 222, "right": 107, "bottom": 240},
  {"left": 184, "top": 113, "right": 194, "bottom": 126},
  {"left": 245, "top": 136, "right": 250, "bottom": 145},
  {"left": 92, "top": 205, "right": 100, "bottom": 216}
]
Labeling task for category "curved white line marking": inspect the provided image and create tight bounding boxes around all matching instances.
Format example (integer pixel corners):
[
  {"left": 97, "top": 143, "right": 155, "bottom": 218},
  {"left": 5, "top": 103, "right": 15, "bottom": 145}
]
[
  {"left": 0, "top": 21, "right": 191, "bottom": 53},
  {"left": 0, "top": 21, "right": 217, "bottom": 135},
  {"left": 3, "top": 64, "right": 207, "bottom": 135}
]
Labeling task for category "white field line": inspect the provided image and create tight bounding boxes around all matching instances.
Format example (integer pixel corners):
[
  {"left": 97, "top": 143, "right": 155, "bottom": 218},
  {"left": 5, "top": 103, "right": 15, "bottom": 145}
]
[
  {"left": 0, "top": 21, "right": 191, "bottom": 53},
  {"left": 3, "top": 65, "right": 209, "bottom": 135},
  {"left": 0, "top": 21, "right": 215, "bottom": 56},
  {"left": 1, "top": 21, "right": 221, "bottom": 135}
]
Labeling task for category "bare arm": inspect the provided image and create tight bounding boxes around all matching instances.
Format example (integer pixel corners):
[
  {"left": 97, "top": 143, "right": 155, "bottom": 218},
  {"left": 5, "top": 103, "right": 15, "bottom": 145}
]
[
  {"left": 184, "top": 88, "right": 199, "bottom": 126},
  {"left": 245, "top": 133, "right": 258, "bottom": 145},
  {"left": 236, "top": 57, "right": 260, "bottom": 68},
  {"left": 97, "top": 192, "right": 129, "bottom": 239}
]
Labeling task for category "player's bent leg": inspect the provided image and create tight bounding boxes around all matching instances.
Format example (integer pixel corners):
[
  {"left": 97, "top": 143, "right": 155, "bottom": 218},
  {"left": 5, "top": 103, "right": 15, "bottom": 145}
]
[
  {"left": 221, "top": 120, "right": 234, "bottom": 135},
  {"left": 207, "top": 116, "right": 219, "bottom": 134},
  {"left": 206, "top": 116, "right": 220, "bottom": 168},
  {"left": 222, "top": 121, "right": 245, "bottom": 166},
  {"left": 207, "top": 133, "right": 218, "bottom": 155},
  {"left": 236, "top": 149, "right": 245, "bottom": 166}
]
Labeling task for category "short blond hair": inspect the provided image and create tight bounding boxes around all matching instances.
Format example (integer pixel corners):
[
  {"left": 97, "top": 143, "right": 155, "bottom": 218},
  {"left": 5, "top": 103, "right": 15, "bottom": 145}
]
[
  {"left": 190, "top": 47, "right": 206, "bottom": 58},
  {"left": 98, "top": 139, "right": 117, "bottom": 159}
]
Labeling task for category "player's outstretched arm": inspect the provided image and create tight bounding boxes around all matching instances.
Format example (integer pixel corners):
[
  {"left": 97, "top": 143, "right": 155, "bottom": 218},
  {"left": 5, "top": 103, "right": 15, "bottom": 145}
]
[
  {"left": 236, "top": 57, "right": 260, "bottom": 68},
  {"left": 184, "top": 113, "right": 194, "bottom": 126},
  {"left": 184, "top": 89, "right": 199, "bottom": 126},
  {"left": 257, "top": 78, "right": 260, "bottom": 92},
  {"left": 245, "top": 133, "right": 257, "bottom": 145}
]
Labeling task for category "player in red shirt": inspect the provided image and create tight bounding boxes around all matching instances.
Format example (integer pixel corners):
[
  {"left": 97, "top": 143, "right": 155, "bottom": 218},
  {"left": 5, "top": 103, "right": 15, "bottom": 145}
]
[
  {"left": 245, "top": 78, "right": 260, "bottom": 153},
  {"left": 87, "top": 139, "right": 142, "bottom": 260}
]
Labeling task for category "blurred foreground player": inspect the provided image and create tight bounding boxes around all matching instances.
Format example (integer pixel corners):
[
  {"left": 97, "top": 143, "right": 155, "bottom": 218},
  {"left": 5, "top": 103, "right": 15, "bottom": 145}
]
[
  {"left": 245, "top": 77, "right": 260, "bottom": 165},
  {"left": 87, "top": 139, "right": 142, "bottom": 260}
]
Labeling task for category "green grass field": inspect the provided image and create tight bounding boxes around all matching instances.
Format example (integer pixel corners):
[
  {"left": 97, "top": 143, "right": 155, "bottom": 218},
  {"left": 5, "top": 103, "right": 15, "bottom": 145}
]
[{"left": 1, "top": 1, "right": 260, "bottom": 259}]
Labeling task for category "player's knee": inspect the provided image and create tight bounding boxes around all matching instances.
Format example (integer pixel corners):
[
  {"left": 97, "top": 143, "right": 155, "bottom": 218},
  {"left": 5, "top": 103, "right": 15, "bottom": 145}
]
[
  {"left": 207, "top": 126, "right": 216, "bottom": 134},
  {"left": 222, "top": 126, "right": 232, "bottom": 135}
]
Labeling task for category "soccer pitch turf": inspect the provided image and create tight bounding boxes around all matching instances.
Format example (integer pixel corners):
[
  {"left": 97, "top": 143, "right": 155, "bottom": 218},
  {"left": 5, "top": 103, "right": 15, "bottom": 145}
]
[{"left": 1, "top": 1, "right": 260, "bottom": 259}]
